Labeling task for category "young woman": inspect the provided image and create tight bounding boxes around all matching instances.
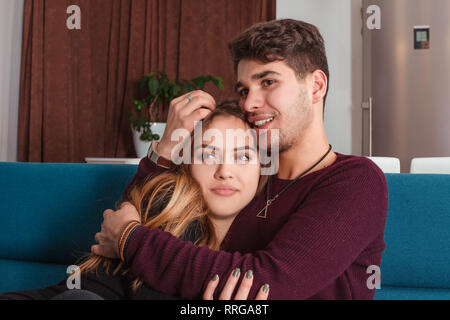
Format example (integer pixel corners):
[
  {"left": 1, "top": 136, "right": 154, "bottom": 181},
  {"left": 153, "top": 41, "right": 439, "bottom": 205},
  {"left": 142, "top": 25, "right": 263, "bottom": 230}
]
[{"left": 0, "top": 100, "right": 269, "bottom": 300}]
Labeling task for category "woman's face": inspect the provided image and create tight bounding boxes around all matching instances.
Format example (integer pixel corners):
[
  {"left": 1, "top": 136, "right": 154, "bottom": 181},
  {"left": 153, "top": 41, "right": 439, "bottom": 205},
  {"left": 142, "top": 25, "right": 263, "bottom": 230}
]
[{"left": 189, "top": 115, "right": 260, "bottom": 221}]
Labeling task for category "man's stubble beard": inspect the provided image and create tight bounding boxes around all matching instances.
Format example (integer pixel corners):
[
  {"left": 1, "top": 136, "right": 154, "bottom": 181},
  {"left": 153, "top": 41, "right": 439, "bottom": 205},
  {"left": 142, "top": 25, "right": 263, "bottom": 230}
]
[{"left": 277, "top": 88, "right": 313, "bottom": 153}]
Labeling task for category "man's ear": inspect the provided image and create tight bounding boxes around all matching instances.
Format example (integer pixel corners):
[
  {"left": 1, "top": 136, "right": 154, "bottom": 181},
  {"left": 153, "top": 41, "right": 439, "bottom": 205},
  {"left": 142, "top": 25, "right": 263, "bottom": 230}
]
[{"left": 311, "top": 70, "right": 328, "bottom": 105}]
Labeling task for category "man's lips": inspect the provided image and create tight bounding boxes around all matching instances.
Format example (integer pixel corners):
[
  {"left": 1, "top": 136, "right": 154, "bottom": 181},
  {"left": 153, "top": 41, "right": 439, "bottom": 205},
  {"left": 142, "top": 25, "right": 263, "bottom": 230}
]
[
  {"left": 211, "top": 186, "right": 239, "bottom": 196},
  {"left": 247, "top": 114, "right": 275, "bottom": 124}
]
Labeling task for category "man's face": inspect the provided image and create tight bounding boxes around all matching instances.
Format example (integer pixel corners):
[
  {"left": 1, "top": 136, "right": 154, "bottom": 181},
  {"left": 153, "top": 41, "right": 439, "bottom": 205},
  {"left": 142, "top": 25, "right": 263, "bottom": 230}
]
[{"left": 235, "top": 59, "right": 314, "bottom": 152}]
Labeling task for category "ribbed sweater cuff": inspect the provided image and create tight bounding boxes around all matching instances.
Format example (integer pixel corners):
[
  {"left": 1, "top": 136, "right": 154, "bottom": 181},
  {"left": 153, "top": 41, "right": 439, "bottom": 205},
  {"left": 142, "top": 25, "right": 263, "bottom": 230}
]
[{"left": 122, "top": 224, "right": 151, "bottom": 263}]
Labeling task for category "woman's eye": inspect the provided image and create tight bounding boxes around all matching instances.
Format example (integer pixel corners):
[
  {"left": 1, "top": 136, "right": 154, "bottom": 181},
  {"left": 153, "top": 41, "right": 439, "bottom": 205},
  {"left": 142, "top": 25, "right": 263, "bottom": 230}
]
[
  {"left": 237, "top": 154, "right": 250, "bottom": 162},
  {"left": 203, "top": 152, "right": 215, "bottom": 160}
]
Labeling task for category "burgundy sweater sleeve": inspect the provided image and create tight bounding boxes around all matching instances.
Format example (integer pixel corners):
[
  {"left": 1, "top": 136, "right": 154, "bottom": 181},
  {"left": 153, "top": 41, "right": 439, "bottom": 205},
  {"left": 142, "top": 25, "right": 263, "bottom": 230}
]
[
  {"left": 121, "top": 157, "right": 169, "bottom": 202},
  {"left": 124, "top": 162, "right": 388, "bottom": 299}
]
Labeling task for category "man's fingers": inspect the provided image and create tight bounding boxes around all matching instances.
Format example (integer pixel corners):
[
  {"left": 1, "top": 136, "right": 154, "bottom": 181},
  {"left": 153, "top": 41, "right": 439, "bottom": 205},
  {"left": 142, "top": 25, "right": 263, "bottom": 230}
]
[
  {"left": 94, "top": 232, "right": 102, "bottom": 243},
  {"left": 90, "top": 244, "right": 117, "bottom": 259},
  {"left": 91, "top": 244, "right": 100, "bottom": 255},
  {"left": 103, "top": 209, "right": 114, "bottom": 218},
  {"left": 172, "top": 91, "right": 215, "bottom": 114},
  {"left": 185, "top": 107, "right": 212, "bottom": 125},
  {"left": 218, "top": 268, "right": 241, "bottom": 300},
  {"left": 173, "top": 90, "right": 216, "bottom": 109},
  {"left": 202, "top": 274, "right": 219, "bottom": 300},
  {"left": 178, "top": 96, "right": 215, "bottom": 118},
  {"left": 233, "top": 270, "right": 254, "bottom": 300},
  {"left": 118, "top": 202, "right": 131, "bottom": 209},
  {"left": 255, "top": 284, "right": 270, "bottom": 300}
]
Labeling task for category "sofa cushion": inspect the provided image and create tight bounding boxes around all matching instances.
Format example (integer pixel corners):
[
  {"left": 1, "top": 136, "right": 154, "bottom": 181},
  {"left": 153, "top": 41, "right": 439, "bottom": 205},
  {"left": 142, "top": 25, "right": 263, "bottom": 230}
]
[
  {"left": 0, "top": 162, "right": 138, "bottom": 265},
  {"left": 381, "top": 174, "right": 450, "bottom": 288}
]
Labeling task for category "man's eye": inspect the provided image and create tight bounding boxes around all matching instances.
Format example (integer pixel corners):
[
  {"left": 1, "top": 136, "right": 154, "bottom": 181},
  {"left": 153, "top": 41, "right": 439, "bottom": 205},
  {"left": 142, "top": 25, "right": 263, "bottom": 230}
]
[
  {"left": 238, "top": 89, "right": 249, "bottom": 97},
  {"left": 262, "top": 79, "right": 275, "bottom": 87}
]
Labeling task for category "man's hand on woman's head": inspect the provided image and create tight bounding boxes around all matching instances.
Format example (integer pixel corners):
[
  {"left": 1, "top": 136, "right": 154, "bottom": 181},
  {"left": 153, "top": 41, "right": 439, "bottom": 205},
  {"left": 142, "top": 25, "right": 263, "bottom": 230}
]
[
  {"left": 91, "top": 202, "right": 141, "bottom": 259},
  {"left": 157, "top": 90, "right": 216, "bottom": 160},
  {"left": 203, "top": 268, "right": 269, "bottom": 300}
]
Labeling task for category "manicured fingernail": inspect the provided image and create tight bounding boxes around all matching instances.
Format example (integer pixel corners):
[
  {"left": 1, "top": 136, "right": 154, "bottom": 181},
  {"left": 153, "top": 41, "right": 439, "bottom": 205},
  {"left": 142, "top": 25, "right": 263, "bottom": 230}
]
[
  {"left": 232, "top": 268, "right": 240, "bottom": 277},
  {"left": 211, "top": 274, "right": 219, "bottom": 281},
  {"left": 263, "top": 284, "right": 270, "bottom": 293},
  {"left": 245, "top": 270, "right": 253, "bottom": 279}
]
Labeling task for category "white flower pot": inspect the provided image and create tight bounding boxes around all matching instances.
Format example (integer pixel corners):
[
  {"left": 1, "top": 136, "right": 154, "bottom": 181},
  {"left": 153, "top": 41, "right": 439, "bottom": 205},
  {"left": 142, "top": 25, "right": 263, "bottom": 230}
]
[{"left": 132, "top": 122, "right": 166, "bottom": 158}]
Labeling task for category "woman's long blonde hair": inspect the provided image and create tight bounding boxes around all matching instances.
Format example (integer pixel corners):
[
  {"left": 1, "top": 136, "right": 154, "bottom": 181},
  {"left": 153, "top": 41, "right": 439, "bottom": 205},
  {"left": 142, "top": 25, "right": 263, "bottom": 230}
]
[
  {"left": 78, "top": 165, "right": 216, "bottom": 291},
  {"left": 77, "top": 100, "right": 264, "bottom": 291}
]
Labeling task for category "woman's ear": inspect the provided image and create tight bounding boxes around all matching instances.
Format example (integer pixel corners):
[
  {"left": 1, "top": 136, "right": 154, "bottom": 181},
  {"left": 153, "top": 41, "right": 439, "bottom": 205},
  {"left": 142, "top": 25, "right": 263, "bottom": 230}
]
[{"left": 311, "top": 70, "right": 328, "bottom": 105}]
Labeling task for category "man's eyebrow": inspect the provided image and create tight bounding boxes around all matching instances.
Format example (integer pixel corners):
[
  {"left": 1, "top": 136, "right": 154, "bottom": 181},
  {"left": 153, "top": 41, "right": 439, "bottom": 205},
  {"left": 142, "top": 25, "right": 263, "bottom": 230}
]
[
  {"left": 252, "top": 70, "right": 281, "bottom": 80},
  {"left": 234, "top": 70, "right": 281, "bottom": 92}
]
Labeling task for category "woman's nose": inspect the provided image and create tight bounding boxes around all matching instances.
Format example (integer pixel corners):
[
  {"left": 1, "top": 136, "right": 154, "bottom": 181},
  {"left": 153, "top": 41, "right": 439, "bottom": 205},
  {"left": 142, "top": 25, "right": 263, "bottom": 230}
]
[{"left": 214, "top": 163, "right": 235, "bottom": 180}]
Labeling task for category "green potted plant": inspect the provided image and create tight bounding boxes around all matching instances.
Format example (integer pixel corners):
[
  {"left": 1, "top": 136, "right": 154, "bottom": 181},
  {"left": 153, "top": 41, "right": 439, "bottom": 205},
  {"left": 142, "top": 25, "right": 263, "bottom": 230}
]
[{"left": 130, "top": 70, "right": 224, "bottom": 157}]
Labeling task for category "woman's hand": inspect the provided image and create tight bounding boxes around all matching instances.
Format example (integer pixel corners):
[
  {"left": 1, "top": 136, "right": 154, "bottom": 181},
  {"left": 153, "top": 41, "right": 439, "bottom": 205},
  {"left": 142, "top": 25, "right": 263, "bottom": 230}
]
[
  {"left": 203, "top": 268, "right": 269, "bottom": 300},
  {"left": 91, "top": 202, "right": 141, "bottom": 259},
  {"left": 156, "top": 90, "right": 216, "bottom": 160}
]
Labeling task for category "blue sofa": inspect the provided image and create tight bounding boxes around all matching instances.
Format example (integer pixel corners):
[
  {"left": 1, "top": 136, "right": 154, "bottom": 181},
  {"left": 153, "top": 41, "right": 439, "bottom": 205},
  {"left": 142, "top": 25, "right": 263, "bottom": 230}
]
[{"left": 0, "top": 162, "right": 449, "bottom": 299}]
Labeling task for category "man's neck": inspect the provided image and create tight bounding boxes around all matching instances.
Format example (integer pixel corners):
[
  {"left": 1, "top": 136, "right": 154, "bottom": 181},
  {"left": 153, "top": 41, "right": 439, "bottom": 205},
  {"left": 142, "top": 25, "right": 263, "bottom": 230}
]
[{"left": 277, "top": 123, "right": 336, "bottom": 180}]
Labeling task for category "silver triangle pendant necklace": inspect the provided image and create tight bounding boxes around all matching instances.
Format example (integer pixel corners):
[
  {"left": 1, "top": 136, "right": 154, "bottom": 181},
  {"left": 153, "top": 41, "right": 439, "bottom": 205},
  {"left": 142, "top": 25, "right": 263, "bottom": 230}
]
[{"left": 256, "top": 145, "right": 333, "bottom": 219}]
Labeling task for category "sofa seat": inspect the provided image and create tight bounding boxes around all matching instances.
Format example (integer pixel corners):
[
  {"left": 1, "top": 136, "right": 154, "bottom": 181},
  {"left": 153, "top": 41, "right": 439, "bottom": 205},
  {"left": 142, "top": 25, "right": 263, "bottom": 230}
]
[
  {"left": 0, "top": 259, "right": 67, "bottom": 293},
  {"left": 1, "top": 162, "right": 449, "bottom": 299},
  {"left": 375, "top": 285, "right": 450, "bottom": 300},
  {"left": 0, "top": 162, "right": 138, "bottom": 294}
]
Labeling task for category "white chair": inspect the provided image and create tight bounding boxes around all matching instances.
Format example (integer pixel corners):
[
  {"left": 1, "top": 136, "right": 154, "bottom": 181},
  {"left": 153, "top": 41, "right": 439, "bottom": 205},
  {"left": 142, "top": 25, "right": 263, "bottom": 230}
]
[
  {"left": 410, "top": 157, "right": 450, "bottom": 174},
  {"left": 366, "top": 157, "right": 401, "bottom": 173}
]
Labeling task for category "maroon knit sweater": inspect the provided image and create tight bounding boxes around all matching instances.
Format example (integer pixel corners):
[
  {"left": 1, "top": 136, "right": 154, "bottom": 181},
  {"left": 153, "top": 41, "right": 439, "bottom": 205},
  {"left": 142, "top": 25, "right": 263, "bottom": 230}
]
[{"left": 122, "top": 153, "right": 388, "bottom": 300}]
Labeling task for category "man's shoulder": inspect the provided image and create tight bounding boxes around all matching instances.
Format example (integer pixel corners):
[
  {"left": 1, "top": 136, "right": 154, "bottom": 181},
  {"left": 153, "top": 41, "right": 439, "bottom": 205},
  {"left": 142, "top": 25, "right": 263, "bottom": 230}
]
[
  {"left": 329, "top": 153, "right": 386, "bottom": 181},
  {"left": 309, "top": 152, "right": 388, "bottom": 196},
  {"left": 307, "top": 153, "right": 389, "bottom": 222}
]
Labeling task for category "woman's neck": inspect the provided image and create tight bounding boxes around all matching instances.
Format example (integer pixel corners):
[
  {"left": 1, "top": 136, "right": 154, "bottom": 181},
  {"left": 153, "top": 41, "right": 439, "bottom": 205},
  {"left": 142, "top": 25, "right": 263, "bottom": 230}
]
[{"left": 209, "top": 216, "right": 236, "bottom": 244}]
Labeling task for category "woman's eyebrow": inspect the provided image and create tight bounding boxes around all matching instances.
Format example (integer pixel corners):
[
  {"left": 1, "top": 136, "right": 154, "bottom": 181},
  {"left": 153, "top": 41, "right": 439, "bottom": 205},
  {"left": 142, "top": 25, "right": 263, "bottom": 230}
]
[
  {"left": 194, "top": 144, "right": 217, "bottom": 151},
  {"left": 195, "top": 144, "right": 256, "bottom": 152},
  {"left": 234, "top": 145, "right": 257, "bottom": 152}
]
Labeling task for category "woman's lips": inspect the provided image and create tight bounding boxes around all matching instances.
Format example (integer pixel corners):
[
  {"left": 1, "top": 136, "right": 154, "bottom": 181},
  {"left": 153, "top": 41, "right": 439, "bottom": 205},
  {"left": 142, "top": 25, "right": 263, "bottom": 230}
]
[{"left": 211, "top": 187, "right": 238, "bottom": 196}]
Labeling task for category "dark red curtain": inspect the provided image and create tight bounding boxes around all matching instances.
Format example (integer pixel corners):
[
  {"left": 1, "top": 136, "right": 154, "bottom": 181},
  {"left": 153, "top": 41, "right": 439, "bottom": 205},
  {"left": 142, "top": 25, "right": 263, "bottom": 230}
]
[{"left": 18, "top": 0, "right": 276, "bottom": 162}]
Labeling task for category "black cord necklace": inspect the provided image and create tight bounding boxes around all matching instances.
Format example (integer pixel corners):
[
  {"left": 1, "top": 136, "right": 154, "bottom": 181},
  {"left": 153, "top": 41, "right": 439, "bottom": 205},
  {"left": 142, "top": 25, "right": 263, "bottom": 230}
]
[{"left": 256, "top": 144, "right": 333, "bottom": 219}]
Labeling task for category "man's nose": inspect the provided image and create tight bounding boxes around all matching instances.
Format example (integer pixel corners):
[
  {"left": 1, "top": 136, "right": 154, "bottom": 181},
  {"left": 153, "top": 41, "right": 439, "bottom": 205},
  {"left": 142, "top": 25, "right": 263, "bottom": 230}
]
[{"left": 242, "top": 89, "right": 263, "bottom": 113}]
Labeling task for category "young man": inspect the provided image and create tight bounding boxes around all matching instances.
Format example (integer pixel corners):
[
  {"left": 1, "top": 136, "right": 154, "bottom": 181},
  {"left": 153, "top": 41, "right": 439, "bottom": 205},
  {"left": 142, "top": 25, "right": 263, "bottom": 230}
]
[{"left": 92, "top": 19, "right": 388, "bottom": 300}]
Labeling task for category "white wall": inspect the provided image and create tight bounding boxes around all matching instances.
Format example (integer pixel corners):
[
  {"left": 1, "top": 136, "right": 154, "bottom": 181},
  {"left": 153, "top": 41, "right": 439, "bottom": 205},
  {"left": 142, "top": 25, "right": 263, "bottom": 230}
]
[
  {"left": 277, "top": 0, "right": 363, "bottom": 155},
  {"left": 0, "top": 0, "right": 24, "bottom": 162}
]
